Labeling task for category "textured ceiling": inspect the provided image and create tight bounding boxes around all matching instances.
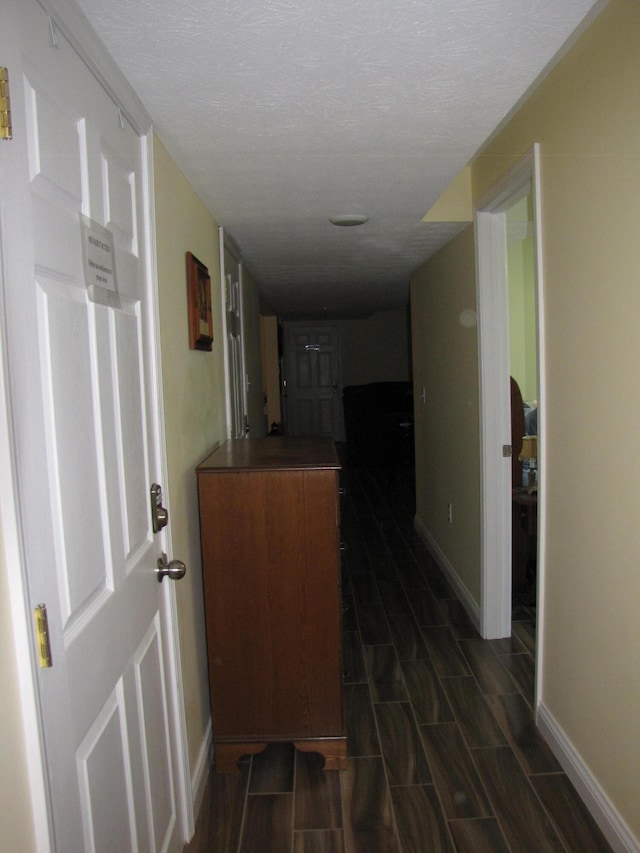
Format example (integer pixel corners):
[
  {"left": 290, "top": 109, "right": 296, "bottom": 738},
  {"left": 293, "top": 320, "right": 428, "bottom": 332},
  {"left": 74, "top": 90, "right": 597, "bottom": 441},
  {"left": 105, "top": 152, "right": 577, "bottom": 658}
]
[{"left": 72, "top": 0, "right": 605, "bottom": 317}]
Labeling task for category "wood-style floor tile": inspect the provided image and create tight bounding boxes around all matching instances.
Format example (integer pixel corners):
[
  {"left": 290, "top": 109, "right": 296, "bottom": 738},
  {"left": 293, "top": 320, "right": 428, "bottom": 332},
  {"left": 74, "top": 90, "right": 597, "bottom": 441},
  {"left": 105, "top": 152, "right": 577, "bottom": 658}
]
[
  {"left": 381, "top": 527, "right": 411, "bottom": 555},
  {"left": 293, "top": 829, "right": 346, "bottom": 853},
  {"left": 457, "top": 638, "right": 518, "bottom": 695},
  {"left": 344, "top": 683, "right": 380, "bottom": 757},
  {"left": 343, "top": 630, "right": 366, "bottom": 683},
  {"left": 497, "top": 651, "right": 536, "bottom": 707},
  {"left": 447, "top": 817, "right": 510, "bottom": 852},
  {"left": 341, "top": 757, "right": 400, "bottom": 853},
  {"left": 376, "top": 578, "right": 412, "bottom": 614},
  {"left": 364, "top": 645, "right": 407, "bottom": 702},
  {"left": 342, "top": 550, "right": 368, "bottom": 577},
  {"left": 440, "top": 598, "right": 481, "bottom": 640},
  {"left": 356, "top": 602, "right": 392, "bottom": 645},
  {"left": 421, "top": 626, "right": 470, "bottom": 677},
  {"left": 240, "top": 792, "right": 294, "bottom": 853},
  {"left": 485, "top": 692, "right": 561, "bottom": 774},
  {"left": 390, "top": 785, "right": 454, "bottom": 852},
  {"left": 294, "top": 750, "right": 343, "bottom": 831},
  {"left": 470, "top": 746, "right": 563, "bottom": 852},
  {"left": 512, "top": 618, "right": 536, "bottom": 656},
  {"left": 487, "top": 633, "right": 527, "bottom": 655},
  {"left": 401, "top": 659, "right": 454, "bottom": 725},
  {"left": 512, "top": 603, "right": 535, "bottom": 622},
  {"left": 424, "top": 571, "right": 456, "bottom": 600},
  {"left": 249, "top": 742, "right": 294, "bottom": 793},
  {"left": 408, "top": 588, "right": 446, "bottom": 627},
  {"left": 531, "top": 773, "right": 613, "bottom": 852},
  {"left": 410, "top": 546, "right": 437, "bottom": 570},
  {"left": 342, "top": 594, "right": 358, "bottom": 632},
  {"left": 393, "top": 557, "right": 428, "bottom": 590},
  {"left": 374, "top": 702, "right": 432, "bottom": 786},
  {"left": 369, "top": 553, "right": 400, "bottom": 583},
  {"left": 349, "top": 571, "right": 381, "bottom": 604},
  {"left": 440, "top": 676, "right": 507, "bottom": 748},
  {"left": 186, "top": 763, "right": 249, "bottom": 853},
  {"left": 355, "top": 522, "right": 386, "bottom": 555},
  {"left": 419, "top": 723, "right": 492, "bottom": 819},
  {"left": 386, "top": 611, "right": 429, "bottom": 661}
]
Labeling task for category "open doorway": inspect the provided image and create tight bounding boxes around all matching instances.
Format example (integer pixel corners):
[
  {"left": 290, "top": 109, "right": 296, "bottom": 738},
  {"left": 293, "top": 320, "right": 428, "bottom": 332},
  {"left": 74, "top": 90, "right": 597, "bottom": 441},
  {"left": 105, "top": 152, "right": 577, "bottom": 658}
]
[
  {"left": 507, "top": 193, "right": 539, "bottom": 612},
  {"left": 475, "top": 146, "right": 545, "bottom": 704}
]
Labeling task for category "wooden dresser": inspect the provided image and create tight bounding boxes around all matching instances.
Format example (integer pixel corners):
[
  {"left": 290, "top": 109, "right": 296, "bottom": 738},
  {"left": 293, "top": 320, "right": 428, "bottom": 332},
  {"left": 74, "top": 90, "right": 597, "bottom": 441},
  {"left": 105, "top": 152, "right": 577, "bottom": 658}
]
[{"left": 196, "top": 437, "right": 346, "bottom": 773}]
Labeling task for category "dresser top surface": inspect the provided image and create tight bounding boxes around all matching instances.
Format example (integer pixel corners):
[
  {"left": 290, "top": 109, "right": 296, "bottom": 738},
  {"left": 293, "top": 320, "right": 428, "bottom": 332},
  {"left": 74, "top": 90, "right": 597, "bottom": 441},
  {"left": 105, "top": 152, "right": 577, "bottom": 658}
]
[{"left": 197, "top": 437, "right": 341, "bottom": 474}]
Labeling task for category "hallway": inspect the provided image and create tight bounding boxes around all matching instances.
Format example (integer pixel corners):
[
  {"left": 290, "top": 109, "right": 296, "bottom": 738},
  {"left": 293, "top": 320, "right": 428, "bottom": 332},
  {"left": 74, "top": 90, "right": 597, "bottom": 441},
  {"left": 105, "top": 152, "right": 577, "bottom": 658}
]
[{"left": 187, "top": 460, "right": 611, "bottom": 852}]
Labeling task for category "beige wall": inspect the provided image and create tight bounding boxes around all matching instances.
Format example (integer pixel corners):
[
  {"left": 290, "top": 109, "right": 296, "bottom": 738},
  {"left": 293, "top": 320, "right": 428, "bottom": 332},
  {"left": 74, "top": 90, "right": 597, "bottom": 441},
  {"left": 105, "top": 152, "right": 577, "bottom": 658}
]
[
  {"left": 153, "top": 136, "right": 228, "bottom": 778},
  {"left": 339, "top": 308, "right": 410, "bottom": 387},
  {"left": 507, "top": 200, "right": 537, "bottom": 404},
  {"left": 411, "top": 226, "right": 480, "bottom": 600},
  {"left": 242, "top": 266, "right": 267, "bottom": 438},
  {"left": 260, "top": 316, "right": 281, "bottom": 428},
  {"left": 0, "top": 523, "right": 37, "bottom": 852},
  {"left": 412, "top": 0, "right": 640, "bottom": 840}
]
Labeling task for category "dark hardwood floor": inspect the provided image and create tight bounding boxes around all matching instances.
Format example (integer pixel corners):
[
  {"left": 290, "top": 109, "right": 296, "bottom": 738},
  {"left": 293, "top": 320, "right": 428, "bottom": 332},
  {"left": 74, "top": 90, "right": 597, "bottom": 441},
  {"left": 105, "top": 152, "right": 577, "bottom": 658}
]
[{"left": 186, "top": 458, "right": 611, "bottom": 852}]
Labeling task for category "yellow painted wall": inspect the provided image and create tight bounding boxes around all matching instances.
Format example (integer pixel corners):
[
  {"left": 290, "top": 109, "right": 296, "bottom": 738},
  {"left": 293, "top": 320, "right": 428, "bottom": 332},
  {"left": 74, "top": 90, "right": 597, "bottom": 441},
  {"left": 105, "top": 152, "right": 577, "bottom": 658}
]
[
  {"left": 153, "top": 136, "right": 228, "bottom": 777},
  {"left": 261, "top": 316, "right": 281, "bottom": 428},
  {"left": 411, "top": 226, "right": 480, "bottom": 600},
  {"left": 422, "top": 166, "right": 472, "bottom": 222},
  {"left": 508, "top": 231, "right": 537, "bottom": 404},
  {"left": 242, "top": 265, "right": 267, "bottom": 438},
  {"left": 339, "top": 308, "right": 410, "bottom": 387},
  {"left": 0, "top": 524, "right": 37, "bottom": 852},
  {"left": 412, "top": 0, "right": 640, "bottom": 840}
]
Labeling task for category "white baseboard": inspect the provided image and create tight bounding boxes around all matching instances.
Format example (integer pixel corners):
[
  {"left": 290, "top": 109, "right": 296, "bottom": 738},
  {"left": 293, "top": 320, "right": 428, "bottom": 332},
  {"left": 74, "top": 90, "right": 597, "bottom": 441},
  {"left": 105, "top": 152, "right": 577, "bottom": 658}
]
[
  {"left": 190, "top": 717, "right": 213, "bottom": 822},
  {"left": 413, "top": 514, "right": 481, "bottom": 632},
  {"left": 536, "top": 701, "right": 639, "bottom": 851}
]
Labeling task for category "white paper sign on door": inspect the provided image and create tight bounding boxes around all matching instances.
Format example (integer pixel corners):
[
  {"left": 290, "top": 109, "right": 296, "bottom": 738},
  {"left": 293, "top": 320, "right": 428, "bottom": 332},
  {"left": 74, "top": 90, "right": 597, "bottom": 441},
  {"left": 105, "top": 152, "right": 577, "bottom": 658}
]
[{"left": 81, "top": 215, "right": 120, "bottom": 307}]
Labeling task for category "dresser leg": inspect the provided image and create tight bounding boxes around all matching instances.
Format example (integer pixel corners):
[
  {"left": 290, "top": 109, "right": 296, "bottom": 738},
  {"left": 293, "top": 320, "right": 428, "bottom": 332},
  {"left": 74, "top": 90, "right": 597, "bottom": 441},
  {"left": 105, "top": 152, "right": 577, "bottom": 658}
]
[
  {"left": 214, "top": 742, "right": 268, "bottom": 774},
  {"left": 293, "top": 738, "right": 347, "bottom": 771}
]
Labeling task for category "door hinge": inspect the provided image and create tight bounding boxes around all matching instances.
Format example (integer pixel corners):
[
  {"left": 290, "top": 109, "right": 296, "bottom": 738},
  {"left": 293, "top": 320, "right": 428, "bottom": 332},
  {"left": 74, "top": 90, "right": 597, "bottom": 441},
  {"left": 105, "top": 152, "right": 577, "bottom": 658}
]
[
  {"left": 1, "top": 68, "right": 12, "bottom": 141},
  {"left": 503, "top": 444, "right": 513, "bottom": 458},
  {"left": 34, "top": 604, "right": 53, "bottom": 668}
]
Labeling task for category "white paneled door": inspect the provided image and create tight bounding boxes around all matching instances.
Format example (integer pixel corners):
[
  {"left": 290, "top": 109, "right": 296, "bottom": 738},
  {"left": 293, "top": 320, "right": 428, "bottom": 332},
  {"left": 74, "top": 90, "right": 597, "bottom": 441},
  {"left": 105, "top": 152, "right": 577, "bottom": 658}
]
[
  {"left": 283, "top": 324, "right": 343, "bottom": 440},
  {"left": 0, "top": 1, "right": 187, "bottom": 850},
  {"left": 220, "top": 233, "right": 248, "bottom": 439}
]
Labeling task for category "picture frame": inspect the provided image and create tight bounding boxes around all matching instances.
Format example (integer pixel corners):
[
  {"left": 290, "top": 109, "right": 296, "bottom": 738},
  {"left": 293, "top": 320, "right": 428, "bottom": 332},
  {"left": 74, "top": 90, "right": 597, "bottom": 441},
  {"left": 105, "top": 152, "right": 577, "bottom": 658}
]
[{"left": 186, "top": 251, "right": 213, "bottom": 351}]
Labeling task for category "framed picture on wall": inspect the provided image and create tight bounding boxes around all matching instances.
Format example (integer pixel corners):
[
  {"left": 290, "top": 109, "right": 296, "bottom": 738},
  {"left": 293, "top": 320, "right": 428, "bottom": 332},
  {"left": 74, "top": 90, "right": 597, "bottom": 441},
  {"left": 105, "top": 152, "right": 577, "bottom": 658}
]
[{"left": 186, "top": 251, "right": 213, "bottom": 351}]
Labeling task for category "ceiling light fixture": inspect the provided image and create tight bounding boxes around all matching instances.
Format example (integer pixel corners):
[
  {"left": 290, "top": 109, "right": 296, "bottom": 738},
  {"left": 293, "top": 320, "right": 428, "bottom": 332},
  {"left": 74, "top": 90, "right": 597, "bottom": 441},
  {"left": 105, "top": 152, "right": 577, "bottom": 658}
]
[{"left": 329, "top": 214, "right": 369, "bottom": 227}]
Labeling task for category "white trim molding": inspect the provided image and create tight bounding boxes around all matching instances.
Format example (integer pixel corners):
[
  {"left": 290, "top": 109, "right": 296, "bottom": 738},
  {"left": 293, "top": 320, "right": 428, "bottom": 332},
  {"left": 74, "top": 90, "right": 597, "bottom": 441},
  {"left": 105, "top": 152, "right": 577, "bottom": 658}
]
[
  {"left": 190, "top": 718, "right": 214, "bottom": 823},
  {"left": 474, "top": 145, "right": 546, "bottom": 647}
]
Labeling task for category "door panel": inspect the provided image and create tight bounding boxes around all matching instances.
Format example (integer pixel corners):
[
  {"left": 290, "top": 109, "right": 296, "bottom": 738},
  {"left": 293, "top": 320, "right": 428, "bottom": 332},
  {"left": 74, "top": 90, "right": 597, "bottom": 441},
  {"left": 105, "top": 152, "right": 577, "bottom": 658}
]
[
  {"left": 284, "top": 324, "right": 343, "bottom": 440},
  {"left": 0, "top": 1, "right": 184, "bottom": 849},
  {"left": 76, "top": 684, "right": 137, "bottom": 853},
  {"left": 222, "top": 237, "right": 248, "bottom": 438}
]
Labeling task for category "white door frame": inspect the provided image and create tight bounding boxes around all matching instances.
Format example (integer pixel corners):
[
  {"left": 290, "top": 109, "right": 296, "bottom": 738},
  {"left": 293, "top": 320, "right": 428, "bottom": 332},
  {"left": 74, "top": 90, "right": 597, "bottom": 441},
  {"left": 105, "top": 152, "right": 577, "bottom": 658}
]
[
  {"left": 219, "top": 228, "right": 248, "bottom": 439},
  {"left": 0, "top": 1, "right": 192, "bottom": 847},
  {"left": 475, "top": 144, "right": 545, "bottom": 668},
  {"left": 0, "top": 332, "right": 52, "bottom": 850}
]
